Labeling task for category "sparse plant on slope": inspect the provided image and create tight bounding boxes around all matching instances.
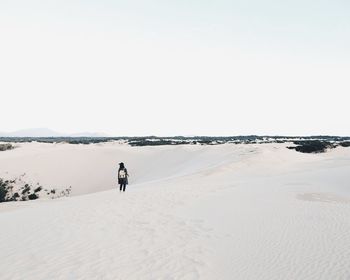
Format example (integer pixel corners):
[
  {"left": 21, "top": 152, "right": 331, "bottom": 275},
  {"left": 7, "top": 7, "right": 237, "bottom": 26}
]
[
  {"left": 0, "top": 176, "right": 72, "bottom": 203},
  {"left": 0, "top": 143, "right": 14, "bottom": 151}
]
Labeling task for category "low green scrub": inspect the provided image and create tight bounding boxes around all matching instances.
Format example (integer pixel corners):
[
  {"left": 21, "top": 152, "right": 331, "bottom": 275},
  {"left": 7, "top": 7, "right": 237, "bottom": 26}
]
[
  {"left": 0, "top": 143, "right": 14, "bottom": 151},
  {"left": 339, "top": 141, "right": 350, "bottom": 147},
  {"left": 287, "top": 141, "right": 335, "bottom": 153},
  {"left": 0, "top": 177, "right": 72, "bottom": 203}
]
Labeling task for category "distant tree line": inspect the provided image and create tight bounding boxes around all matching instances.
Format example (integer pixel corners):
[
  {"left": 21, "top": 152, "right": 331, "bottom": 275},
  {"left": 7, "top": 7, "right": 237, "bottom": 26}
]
[
  {"left": 1, "top": 136, "right": 350, "bottom": 153},
  {"left": 1, "top": 136, "right": 350, "bottom": 144}
]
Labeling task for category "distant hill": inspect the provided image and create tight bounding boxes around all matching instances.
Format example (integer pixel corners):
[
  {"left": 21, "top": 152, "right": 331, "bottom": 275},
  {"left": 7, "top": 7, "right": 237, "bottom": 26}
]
[{"left": 0, "top": 128, "right": 108, "bottom": 137}]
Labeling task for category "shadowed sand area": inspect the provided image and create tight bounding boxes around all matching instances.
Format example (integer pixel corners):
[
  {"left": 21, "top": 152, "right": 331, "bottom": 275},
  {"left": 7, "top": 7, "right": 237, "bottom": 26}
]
[{"left": 297, "top": 192, "right": 350, "bottom": 204}]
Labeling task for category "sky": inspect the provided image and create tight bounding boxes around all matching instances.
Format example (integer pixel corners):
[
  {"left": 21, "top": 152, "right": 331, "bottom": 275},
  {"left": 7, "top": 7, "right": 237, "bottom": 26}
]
[{"left": 1, "top": 0, "right": 349, "bottom": 136}]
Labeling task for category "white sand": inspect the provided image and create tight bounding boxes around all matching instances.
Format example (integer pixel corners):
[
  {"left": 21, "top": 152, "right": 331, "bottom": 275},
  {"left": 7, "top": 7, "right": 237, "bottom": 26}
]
[{"left": 1, "top": 142, "right": 350, "bottom": 279}]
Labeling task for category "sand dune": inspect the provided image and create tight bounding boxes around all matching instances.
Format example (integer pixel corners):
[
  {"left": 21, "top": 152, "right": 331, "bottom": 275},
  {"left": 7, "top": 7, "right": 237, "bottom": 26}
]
[{"left": 1, "top": 142, "right": 350, "bottom": 279}]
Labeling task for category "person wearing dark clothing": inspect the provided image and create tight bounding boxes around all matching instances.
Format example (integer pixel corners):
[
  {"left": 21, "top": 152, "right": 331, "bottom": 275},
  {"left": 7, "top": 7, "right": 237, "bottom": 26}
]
[{"left": 118, "top": 162, "right": 129, "bottom": 192}]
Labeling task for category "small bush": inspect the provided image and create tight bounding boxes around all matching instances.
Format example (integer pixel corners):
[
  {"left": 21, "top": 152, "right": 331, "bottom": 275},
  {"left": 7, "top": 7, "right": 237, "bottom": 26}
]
[
  {"left": 0, "top": 144, "right": 14, "bottom": 151},
  {"left": 288, "top": 141, "right": 335, "bottom": 153},
  {"left": 28, "top": 193, "right": 39, "bottom": 200},
  {"left": 0, "top": 179, "right": 16, "bottom": 202},
  {"left": 0, "top": 181, "right": 9, "bottom": 202},
  {"left": 21, "top": 184, "right": 31, "bottom": 195},
  {"left": 339, "top": 141, "right": 350, "bottom": 147},
  {"left": 34, "top": 186, "right": 43, "bottom": 193}
]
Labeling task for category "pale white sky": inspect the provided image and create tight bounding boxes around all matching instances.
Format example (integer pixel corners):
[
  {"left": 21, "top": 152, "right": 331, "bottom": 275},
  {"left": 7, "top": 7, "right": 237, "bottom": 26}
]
[{"left": 1, "top": 0, "right": 349, "bottom": 136}]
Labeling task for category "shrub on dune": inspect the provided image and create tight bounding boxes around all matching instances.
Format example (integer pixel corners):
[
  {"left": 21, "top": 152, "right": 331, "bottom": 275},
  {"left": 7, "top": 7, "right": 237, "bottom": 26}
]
[
  {"left": 0, "top": 143, "right": 14, "bottom": 151},
  {"left": 0, "top": 177, "right": 72, "bottom": 203},
  {"left": 339, "top": 141, "right": 350, "bottom": 147},
  {"left": 287, "top": 140, "right": 335, "bottom": 153}
]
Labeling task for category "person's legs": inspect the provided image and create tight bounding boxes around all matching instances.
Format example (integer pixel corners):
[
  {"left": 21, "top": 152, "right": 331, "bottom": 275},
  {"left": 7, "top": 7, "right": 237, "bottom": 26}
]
[
  {"left": 119, "top": 184, "right": 122, "bottom": 191},
  {"left": 123, "top": 183, "right": 126, "bottom": 192}
]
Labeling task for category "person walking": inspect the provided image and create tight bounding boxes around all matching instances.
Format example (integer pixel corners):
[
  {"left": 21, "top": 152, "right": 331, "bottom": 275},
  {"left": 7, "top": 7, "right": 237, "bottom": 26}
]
[{"left": 118, "top": 162, "right": 129, "bottom": 192}]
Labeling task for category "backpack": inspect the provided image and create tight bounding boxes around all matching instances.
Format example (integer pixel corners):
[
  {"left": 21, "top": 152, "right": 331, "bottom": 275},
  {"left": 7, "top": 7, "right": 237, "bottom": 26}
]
[{"left": 119, "top": 169, "right": 126, "bottom": 179}]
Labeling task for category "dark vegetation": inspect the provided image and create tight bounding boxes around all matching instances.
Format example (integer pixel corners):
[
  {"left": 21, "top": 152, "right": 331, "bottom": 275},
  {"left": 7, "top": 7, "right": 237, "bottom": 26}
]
[
  {"left": 287, "top": 140, "right": 350, "bottom": 154},
  {"left": 0, "top": 176, "right": 72, "bottom": 203},
  {"left": 339, "top": 141, "right": 350, "bottom": 147},
  {"left": 1, "top": 136, "right": 350, "bottom": 153},
  {"left": 1, "top": 135, "right": 349, "bottom": 145},
  {"left": 0, "top": 137, "right": 113, "bottom": 145},
  {"left": 287, "top": 141, "right": 336, "bottom": 153},
  {"left": 0, "top": 143, "right": 14, "bottom": 151}
]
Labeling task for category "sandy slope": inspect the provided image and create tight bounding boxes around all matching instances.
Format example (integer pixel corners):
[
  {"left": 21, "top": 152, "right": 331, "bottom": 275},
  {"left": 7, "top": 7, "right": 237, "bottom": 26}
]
[
  {"left": 1, "top": 143, "right": 350, "bottom": 279},
  {"left": 0, "top": 142, "right": 243, "bottom": 195}
]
